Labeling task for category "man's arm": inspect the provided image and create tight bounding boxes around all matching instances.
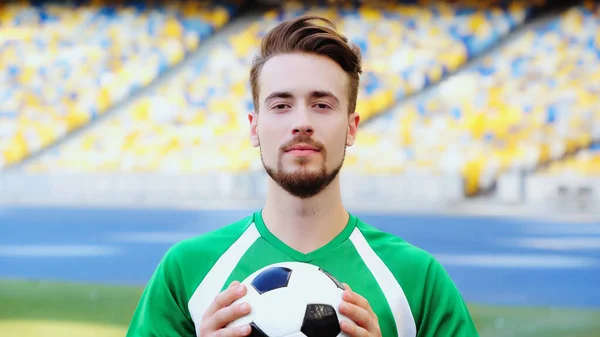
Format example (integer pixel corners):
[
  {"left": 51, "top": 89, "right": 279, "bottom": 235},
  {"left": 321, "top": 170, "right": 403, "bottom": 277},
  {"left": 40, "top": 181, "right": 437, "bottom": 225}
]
[
  {"left": 126, "top": 248, "right": 196, "bottom": 337},
  {"left": 416, "top": 258, "right": 479, "bottom": 337}
]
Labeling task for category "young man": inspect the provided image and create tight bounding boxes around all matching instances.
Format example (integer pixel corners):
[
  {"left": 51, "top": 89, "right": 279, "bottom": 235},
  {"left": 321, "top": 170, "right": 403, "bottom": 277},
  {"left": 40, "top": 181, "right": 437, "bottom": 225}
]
[{"left": 126, "top": 15, "right": 479, "bottom": 337}]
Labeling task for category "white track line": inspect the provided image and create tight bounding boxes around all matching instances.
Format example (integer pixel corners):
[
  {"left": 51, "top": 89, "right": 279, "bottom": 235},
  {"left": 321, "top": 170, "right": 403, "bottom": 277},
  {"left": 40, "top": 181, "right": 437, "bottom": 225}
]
[
  {"left": 109, "top": 231, "right": 201, "bottom": 243},
  {"left": 0, "top": 244, "right": 121, "bottom": 257},
  {"left": 434, "top": 253, "right": 599, "bottom": 269},
  {"left": 503, "top": 237, "right": 600, "bottom": 251}
]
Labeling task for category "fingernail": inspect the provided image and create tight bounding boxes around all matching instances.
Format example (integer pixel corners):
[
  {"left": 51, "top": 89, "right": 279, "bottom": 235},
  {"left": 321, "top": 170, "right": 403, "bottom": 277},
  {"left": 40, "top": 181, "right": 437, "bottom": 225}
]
[
  {"left": 230, "top": 281, "right": 239, "bottom": 288},
  {"left": 339, "top": 302, "right": 349, "bottom": 311},
  {"left": 237, "top": 285, "right": 246, "bottom": 294},
  {"left": 240, "top": 303, "right": 250, "bottom": 313},
  {"left": 343, "top": 290, "right": 352, "bottom": 300},
  {"left": 239, "top": 324, "right": 251, "bottom": 334},
  {"left": 340, "top": 320, "right": 349, "bottom": 330}
]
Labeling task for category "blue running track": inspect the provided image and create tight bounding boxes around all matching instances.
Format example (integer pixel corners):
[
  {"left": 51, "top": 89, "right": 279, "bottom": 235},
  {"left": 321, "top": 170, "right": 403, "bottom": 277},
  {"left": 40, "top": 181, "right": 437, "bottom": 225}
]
[{"left": 1, "top": 206, "right": 599, "bottom": 309}]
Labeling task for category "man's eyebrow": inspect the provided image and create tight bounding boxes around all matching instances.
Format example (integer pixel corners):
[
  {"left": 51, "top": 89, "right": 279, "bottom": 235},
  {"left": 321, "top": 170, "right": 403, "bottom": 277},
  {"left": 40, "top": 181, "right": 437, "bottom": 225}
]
[
  {"left": 311, "top": 90, "right": 340, "bottom": 105},
  {"left": 264, "top": 91, "right": 293, "bottom": 103},
  {"left": 263, "top": 90, "right": 341, "bottom": 105}
]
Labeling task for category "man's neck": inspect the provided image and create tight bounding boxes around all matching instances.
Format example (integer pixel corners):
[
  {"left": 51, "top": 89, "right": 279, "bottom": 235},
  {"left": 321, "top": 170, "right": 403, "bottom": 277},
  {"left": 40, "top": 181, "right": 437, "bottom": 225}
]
[{"left": 261, "top": 177, "right": 350, "bottom": 254}]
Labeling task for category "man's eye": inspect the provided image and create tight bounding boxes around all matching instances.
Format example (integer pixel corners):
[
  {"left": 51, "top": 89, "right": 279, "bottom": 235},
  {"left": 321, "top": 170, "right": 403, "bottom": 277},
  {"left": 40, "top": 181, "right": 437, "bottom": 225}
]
[
  {"left": 315, "top": 103, "right": 331, "bottom": 109},
  {"left": 274, "top": 104, "right": 289, "bottom": 109}
]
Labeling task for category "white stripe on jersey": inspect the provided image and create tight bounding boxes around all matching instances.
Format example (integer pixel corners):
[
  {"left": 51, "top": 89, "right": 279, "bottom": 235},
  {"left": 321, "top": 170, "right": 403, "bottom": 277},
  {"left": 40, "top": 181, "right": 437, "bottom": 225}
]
[
  {"left": 349, "top": 227, "right": 417, "bottom": 337},
  {"left": 188, "top": 222, "right": 261, "bottom": 334}
]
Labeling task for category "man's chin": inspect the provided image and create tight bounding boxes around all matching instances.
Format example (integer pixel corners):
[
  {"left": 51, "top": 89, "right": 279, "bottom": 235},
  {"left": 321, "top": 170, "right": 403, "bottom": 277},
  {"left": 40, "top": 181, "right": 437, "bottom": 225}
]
[{"left": 281, "top": 166, "right": 323, "bottom": 176}]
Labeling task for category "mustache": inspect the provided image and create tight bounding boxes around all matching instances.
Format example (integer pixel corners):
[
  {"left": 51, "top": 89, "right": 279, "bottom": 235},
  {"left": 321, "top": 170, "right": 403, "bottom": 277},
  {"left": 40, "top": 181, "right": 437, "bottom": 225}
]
[{"left": 280, "top": 135, "right": 325, "bottom": 152}]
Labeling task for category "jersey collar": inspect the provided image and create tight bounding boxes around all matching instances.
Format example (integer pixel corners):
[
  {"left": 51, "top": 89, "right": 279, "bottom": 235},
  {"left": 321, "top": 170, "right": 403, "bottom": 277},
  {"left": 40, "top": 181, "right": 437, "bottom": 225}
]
[{"left": 252, "top": 209, "right": 357, "bottom": 263}]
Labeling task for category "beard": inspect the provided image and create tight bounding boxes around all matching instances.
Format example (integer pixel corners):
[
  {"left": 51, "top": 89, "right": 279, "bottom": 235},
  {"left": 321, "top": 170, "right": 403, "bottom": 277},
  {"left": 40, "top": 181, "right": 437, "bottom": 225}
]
[{"left": 260, "top": 135, "right": 345, "bottom": 199}]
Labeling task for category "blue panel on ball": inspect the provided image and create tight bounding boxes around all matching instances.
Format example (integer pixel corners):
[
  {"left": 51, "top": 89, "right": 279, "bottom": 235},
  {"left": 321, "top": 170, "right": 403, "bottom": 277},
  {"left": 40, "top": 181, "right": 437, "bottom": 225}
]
[{"left": 251, "top": 266, "right": 292, "bottom": 294}]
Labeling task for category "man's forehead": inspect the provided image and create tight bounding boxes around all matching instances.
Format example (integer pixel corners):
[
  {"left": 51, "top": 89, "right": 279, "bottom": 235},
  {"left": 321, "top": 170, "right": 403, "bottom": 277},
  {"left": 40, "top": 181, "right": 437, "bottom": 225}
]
[{"left": 259, "top": 53, "right": 349, "bottom": 100}]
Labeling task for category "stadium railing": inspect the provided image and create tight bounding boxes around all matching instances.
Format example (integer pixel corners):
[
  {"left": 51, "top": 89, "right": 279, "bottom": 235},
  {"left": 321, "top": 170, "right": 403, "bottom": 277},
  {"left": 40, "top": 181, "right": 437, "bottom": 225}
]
[
  {"left": 514, "top": 144, "right": 600, "bottom": 208},
  {"left": 0, "top": 170, "right": 465, "bottom": 207}
]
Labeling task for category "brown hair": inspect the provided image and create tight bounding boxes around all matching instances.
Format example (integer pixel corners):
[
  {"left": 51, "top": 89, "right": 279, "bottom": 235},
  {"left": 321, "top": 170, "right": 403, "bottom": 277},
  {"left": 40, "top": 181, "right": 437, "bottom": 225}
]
[{"left": 249, "top": 15, "right": 363, "bottom": 115}]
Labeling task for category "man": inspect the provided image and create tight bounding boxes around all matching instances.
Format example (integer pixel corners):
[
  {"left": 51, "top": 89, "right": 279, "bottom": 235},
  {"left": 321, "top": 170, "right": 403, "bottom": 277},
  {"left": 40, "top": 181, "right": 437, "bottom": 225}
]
[{"left": 126, "top": 15, "right": 479, "bottom": 337}]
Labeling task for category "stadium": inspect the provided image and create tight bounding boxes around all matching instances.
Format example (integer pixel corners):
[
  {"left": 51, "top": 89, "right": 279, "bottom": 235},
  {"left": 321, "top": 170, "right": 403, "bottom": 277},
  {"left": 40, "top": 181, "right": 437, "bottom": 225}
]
[{"left": 0, "top": 0, "right": 599, "bottom": 336}]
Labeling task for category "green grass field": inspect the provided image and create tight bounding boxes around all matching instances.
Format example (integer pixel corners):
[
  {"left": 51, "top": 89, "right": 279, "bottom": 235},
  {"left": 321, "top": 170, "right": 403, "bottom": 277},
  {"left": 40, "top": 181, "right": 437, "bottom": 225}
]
[{"left": 1, "top": 278, "right": 599, "bottom": 337}]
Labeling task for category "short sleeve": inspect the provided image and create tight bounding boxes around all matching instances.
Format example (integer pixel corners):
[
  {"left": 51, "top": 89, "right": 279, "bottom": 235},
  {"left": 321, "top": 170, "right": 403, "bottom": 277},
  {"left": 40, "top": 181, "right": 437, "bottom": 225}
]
[
  {"left": 126, "top": 248, "right": 196, "bottom": 337},
  {"left": 416, "top": 258, "right": 479, "bottom": 337}
]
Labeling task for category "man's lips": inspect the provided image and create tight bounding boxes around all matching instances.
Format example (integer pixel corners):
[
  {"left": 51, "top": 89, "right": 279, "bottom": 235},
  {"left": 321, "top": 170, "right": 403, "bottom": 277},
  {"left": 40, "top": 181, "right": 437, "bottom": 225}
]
[
  {"left": 285, "top": 144, "right": 320, "bottom": 152},
  {"left": 285, "top": 144, "right": 320, "bottom": 155}
]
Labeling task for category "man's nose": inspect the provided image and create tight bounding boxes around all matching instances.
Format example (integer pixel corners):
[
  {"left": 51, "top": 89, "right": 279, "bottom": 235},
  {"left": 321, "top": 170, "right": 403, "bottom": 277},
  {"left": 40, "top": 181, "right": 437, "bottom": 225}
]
[
  {"left": 291, "top": 107, "right": 314, "bottom": 136},
  {"left": 292, "top": 124, "right": 314, "bottom": 136}
]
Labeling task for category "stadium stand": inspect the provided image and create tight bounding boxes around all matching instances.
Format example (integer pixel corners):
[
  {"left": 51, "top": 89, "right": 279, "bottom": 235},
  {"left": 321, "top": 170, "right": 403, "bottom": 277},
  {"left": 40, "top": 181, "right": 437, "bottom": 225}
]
[
  {"left": 23, "top": 0, "right": 543, "bottom": 176},
  {"left": 539, "top": 145, "right": 600, "bottom": 177},
  {"left": 348, "top": 3, "right": 600, "bottom": 196},
  {"left": 521, "top": 143, "right": 600, "bottom": 209},
  {"left": 0, "top": 0, "right": 243, "bottom": 169}
]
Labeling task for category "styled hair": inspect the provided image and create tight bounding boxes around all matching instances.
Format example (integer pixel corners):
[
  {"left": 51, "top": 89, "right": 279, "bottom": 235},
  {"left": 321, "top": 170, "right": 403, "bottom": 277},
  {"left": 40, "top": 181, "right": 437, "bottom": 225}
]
[{"left": 249, "top": 15, "right": 363, "bottom": 114}]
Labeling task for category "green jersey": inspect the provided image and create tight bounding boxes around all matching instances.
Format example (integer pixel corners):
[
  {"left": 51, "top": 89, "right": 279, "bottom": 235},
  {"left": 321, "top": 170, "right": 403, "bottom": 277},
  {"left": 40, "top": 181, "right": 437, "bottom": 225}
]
[{"left": 126, "top": 211, "right": 478, "bottom": 337}]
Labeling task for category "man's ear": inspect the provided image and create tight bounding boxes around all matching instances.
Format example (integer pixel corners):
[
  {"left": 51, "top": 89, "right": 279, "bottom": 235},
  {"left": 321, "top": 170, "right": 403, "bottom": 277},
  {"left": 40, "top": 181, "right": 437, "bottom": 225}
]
[
  {"left": 346, "top": 112, "right": 360, "bottom": 146},
  {"left": 249, "top": 111, "right": 259, "bottom": 147}
]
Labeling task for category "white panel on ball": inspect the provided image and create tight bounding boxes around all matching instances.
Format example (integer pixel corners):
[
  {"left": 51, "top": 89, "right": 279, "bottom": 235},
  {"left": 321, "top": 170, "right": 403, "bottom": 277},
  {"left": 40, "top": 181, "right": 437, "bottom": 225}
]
[
  {"left": 253, "top": 288, "right": 305, "bottom": 335},
  {"left": 285, "top": 333, "right": 308, "bottom": 337}
]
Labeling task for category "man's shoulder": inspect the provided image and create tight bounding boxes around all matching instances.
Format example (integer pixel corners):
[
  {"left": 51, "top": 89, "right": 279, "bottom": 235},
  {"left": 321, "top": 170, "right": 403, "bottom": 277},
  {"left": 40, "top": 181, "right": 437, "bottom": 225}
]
[
  {"left": 165, "top": 213, "right": 256, "bottom": 263},
  {"left": 354, "top": 216, "right": 438, "bottom": 273}
]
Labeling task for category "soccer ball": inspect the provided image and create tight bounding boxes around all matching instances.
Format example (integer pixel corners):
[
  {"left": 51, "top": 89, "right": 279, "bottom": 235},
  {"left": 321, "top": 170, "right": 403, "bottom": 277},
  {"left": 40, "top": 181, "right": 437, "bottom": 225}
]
[{"left": 227, "top": 261, "right": 351, "bottom": 337}]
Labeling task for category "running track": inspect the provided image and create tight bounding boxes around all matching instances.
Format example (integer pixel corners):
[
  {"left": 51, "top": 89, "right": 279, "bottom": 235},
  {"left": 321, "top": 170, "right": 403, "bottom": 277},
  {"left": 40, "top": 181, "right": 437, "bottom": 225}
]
[{"left": 1, "top": 206, "right": 599, "bottom": 309}]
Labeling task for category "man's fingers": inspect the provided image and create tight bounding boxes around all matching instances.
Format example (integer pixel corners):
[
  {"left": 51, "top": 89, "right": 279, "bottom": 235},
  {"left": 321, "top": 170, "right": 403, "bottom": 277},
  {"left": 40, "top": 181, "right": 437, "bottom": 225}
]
[
  {"left": 210, "top": 302, "right": 252, "bottom": 330},
  {"left": 340, "top": 284, "right": 379, "bottom": 333},
  {"left": 339, "top": 301, "right": 373, "bottom": 330},
  {"left": 205, "top": 282, "right": 247, "bottom": 318},
  {"left": 343, "top": 287, "right": 375, "bottom": 315},
  {"left": 340, "top": 319, "right": 370, "bottom": 337},
  {"left": 213, "top": 323, "right": 252, "bottom": 337}
]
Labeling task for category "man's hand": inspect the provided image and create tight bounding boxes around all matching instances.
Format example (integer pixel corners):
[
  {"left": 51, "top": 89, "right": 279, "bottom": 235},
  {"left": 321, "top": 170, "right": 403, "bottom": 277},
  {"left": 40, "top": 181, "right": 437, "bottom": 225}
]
[
  {"left": 338, "top": 283, "right": 382, "bottom": 337},
  {"left": 198, "top": 281, "right": 252, "bottom": 337}
]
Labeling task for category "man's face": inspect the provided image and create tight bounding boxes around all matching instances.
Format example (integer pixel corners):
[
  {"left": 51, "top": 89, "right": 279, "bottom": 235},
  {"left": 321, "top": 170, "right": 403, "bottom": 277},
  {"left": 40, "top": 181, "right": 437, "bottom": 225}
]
[{"left": 249, "top": 52, "right": 359, "bottom": 199}]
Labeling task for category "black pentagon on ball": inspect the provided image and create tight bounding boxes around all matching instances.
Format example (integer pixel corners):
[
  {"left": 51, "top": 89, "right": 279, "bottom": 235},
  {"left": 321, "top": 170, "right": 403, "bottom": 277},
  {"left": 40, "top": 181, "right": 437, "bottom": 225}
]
[
  {"left": 300, "top": 304, "right": 341, "bottom": 337},
  {"left": 251, "top": 266, "right": 293, "bottom": 294},
  {"left": 249, "top": 322, "right": 269, "bottom": 337},
  {"left": 318, "top": 267, "right": 344, "bottom": 290}
]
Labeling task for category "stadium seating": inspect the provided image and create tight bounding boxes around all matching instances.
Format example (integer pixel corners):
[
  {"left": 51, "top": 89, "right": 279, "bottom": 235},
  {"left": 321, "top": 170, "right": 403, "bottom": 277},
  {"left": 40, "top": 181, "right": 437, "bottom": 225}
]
[
  {"left": 347, "top": 4, "right": 600, "bottom": 195},
  {"left": 24, "top": 0, "right": 541, "bottom": 174},
  {"left": 0, "top": 0, "right": 242, "bottom": 169},
  {"left": 537, "top": 145, "right": 600, "bottom": 177}
]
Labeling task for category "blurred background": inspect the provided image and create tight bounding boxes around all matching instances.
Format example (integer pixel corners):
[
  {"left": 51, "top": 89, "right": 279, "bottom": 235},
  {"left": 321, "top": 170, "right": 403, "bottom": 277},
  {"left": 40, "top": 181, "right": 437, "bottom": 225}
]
[{"left": 1, "top": 0, "right": 599, "bottom": 336}]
